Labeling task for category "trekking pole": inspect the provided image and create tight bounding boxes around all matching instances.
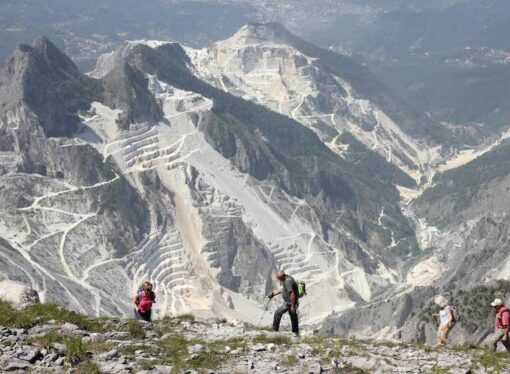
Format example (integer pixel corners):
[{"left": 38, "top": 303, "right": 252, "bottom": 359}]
[{"left": 257, "top": 295, "right": 272, "bottom": 328}]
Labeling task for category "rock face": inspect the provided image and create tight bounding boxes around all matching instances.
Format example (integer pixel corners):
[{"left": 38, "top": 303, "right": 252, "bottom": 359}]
[
  {"left": 185, "top": 23, "right": 450, "bottom": 180},
  {"left": 0, "top": 33, "right": 410, "bottom": 324},
  {"left": 0, "top": 36, "right": 102, "bottom": 138},
  {"left": 0, "top": 280, "right": 39, "bottom": 308}
]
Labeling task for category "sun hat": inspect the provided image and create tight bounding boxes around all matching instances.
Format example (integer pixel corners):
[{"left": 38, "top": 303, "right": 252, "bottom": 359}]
[{"left": 491, "top": 298, "right": 504, "bottom": 307}]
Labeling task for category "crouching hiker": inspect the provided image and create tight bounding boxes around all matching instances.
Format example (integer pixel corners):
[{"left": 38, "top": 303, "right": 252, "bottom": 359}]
[
  {"left": 432, "top": 296, "right": 457, "bottom": 346},
  {"left": 490, "top": 298, "right": 510, "bottom": 352},
  {"left": 268, "top": 271, "right": 299, "bottom": 336},
  {"left": 134, "top": 281, "right": 156, "bottom": 322}
]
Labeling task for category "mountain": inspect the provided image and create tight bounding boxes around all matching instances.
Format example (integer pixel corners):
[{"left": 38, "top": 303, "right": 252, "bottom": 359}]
[
  {"left": 0, "top": 31, "right": 427, "bottom": 327},
  {"left": 2, "top": 24, "right": 510, "bottom": 346},
  {"left": 182, "top": 23, "right": 454, "bottom": 180},
  {"left": 321, "top": 132, "right": 510, "bottom": 343}
]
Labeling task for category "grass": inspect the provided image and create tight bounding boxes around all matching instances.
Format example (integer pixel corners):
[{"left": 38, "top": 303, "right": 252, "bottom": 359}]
[
  {"left": 2, "top": 340, "right": 13, "bottom": 347},
  {"left": 174, "top": 314, "right": 196, "bottom": 323},
  {"left": 150, "top": 333, "right": 248, "bottom": 373},
  {"left": 253, "top": 333, "right": 291, "bottom": 345},
  {"left": 476, "top": 350, "right": 510, "bottom": 372},
  {"left": 127, "top": 319, "right": 146, "bottom": 339},
  {"left": 26, "top": 330, "right": 64, "bottom": 348},
  {"left": 156, "top": 333, "right": 188, "bottom": 373},
  {"left": 74, "top": 362, "right": 102, "bottom": 374},
  {"left": 0, "top": 300, "right": 104, "bottom": 332},
  {"left": 65, "top": 337, "right": 88, "bottom": 365},
  {"left": 280, "top": 354, "right": 298, "bottom": 367}
]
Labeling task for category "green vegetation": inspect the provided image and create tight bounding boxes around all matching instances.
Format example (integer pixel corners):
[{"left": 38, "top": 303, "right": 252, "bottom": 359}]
[
  {"left": 101, "top": 61, "right": 162, "bottom": 129},
  {"left": 127, "top": 319, "right": 146, "bottom": 339},
  {"left": 52, "top": 74, "right": 103, "bottom": 111},
  {"left": 0, "top": 299, "right": 105, "bottom": 331},
  {"left": 26, "top": 330, "right": 63, "bottom": 348},
  {"left": 417, "top": 280, "right": 510, "bottom": 333},
  {"left": 65, "top": 336, "right": 89, "bottom": 365},
  {"left": 338, "top": 131, "right": 416, "bottom": 188},
  {"left": 477, "top": 350, "right": 510, "bottom": 372},
  {"left": 74, "top": 362, "right": 102, "bottom": 374},
  {"left": 280, "top": 353, "right": 298, "bottom": 367},
  {"left": 2, "top": 340, "right": 13, "bottom": 347},
  {"left": 417, "top": 140, "right": 510, "bottom": 227},
  {"left": 253, "top": 333, "right": 291, "bottom": 345},
  {"left": 174, "top": 314, "right": 196, "bottom": 323}
]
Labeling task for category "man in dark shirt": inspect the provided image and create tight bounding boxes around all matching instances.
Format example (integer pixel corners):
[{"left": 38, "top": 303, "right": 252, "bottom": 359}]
[{"left": 269, "top": 270, "right": 299, "bottom": 335}]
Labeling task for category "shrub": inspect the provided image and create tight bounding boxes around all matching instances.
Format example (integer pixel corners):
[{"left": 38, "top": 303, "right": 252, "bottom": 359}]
[
  {"left": 128, "top": 319, "right": 146, "bottom": 339},
  {"left": 65, "top": 337, "right": 88, "bottom": 365}
]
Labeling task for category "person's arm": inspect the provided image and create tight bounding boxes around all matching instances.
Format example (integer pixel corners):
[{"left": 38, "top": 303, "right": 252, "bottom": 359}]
[
  {"left": 289, "top": 290, "right": 297, "bottom": 313},
  {"left": 502, "top": 311, "right": 509, "bottom": 341},
  {"left": 269, "top": 286, "right": 283, "bottom": 298},
  {"left": 133, "top": 294, "right": 140, "bottom": 310}
]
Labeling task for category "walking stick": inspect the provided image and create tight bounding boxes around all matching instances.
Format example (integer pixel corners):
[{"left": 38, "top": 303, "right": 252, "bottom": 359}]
[{"left": 257, "top": 295, "right": 272, "bottom": 327}]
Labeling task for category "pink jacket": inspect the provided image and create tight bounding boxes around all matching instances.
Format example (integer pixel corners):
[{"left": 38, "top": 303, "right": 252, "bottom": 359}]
[{"left": 495, "top": 306, "right": 510, "bottom": 329}]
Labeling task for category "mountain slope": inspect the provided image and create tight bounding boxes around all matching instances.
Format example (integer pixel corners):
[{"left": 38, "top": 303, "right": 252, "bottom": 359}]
[
  {"left": 183, "top": 23, "right": 452, "bottom": 181},
  {"left": 0, "top": 34, "right": 425, "bottom": 326}
]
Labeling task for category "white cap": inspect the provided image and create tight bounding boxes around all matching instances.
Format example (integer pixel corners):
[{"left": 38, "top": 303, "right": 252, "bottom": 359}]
[{"left": 491, "top": 298, "right": 504, "bottom": 307}]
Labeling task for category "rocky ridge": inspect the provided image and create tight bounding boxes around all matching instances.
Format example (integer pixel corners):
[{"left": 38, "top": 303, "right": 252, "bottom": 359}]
[{"left": 0, "top": 301, "right": 508, "bottom": 374}]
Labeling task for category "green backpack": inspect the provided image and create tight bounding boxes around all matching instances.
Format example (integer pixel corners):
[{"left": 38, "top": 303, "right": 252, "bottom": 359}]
[{"left": 297, "top": 281, "right": 307, "bottom": 298}]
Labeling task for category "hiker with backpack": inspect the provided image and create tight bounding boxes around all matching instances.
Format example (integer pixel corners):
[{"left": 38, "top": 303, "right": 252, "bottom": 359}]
[
  {"left": 432, "top": 296, "right": 457, "bottom": 346},
  {"left": 268, "top": 270, "right": 301, "bottom": 336},
  {"left": 133, "top": 281, "right": 156, "bottom": 322},
  {"left": 490, "top": 298, "right": 510, "bottom": 352}
]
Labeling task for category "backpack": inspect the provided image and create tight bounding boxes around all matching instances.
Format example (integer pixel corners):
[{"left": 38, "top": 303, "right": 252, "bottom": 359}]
[
  {"left": 449, "top": 306, "right": 460, "bottom": 322},
  {"left": 497, "top": 308, "right": 509, "bottom": 326},
  {"left": 297, "top": 281, "right": 306, "bottom": 298}
]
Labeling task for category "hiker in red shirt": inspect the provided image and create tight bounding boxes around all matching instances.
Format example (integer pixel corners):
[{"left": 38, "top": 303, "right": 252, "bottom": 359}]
[
  {"left": 133, "top": 281, "right": 156, "bottom": 322},
  {"left": 491, "top": 298, "right": 510, "bottom": 351}
]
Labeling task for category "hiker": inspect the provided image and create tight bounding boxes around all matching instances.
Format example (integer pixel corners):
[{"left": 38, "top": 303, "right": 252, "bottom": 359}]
[
  {"left": 133, "top": 281, "right": 156, "bottom": 322},
  {"left": 268, "top": 270, "right": 299, "bottom": 336},
  {"left": 432, "top": 296, "right": 456, "bottom": 346},
  {"left": 490, "top": 298, "right": 510, "bottom": 352}
]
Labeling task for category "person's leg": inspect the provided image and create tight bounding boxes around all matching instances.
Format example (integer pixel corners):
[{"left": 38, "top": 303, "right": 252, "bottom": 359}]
[
  {"left": 436, "top": 325, "right": 446, "bottom": 346},
  {"left": 502, "top": 336, "right": 510, "bottom": 351},
  {"left": 443, "top": 323, "right": 454, "bottom": 344},
  {"left": 141, "top": 311, "right": 151, "bottom": 322},
  {"left": 289, "top": 309, "right": 299, "bottom": 335},
  {"left": 492, "top": 332, "right": 503, "bottom": 352},
  {"left": 272, "top": 304, "right": 289, "bottom": 332}
]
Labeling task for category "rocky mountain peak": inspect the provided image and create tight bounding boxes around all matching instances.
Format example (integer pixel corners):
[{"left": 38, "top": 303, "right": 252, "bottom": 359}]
[
  {"left": 31, "top": 35, "right": 78, "bottom": 74},
  {"left": 226, "top": 22, "right": 293, "bottom": 47},
  {"left": 101, "top": 59, "right": 163, "bottom": 129},
  {"left": 0, "top": 36, "right": 103, "bottom": 137}
]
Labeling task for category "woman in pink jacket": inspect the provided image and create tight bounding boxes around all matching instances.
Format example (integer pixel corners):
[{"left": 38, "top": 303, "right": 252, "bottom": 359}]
[{"left": 133, "top": 281, "right": 156, "bottom": 322}]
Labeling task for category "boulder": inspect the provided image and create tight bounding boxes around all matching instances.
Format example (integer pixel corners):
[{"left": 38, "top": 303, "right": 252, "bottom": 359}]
[{"left": 0, "top": 280, "right": 39, "bottom": 309}]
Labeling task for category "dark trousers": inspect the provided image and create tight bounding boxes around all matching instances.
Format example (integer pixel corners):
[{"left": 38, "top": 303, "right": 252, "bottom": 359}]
[
  {"left": 492, "top": 329, "right": 510, "bottom": 352},
  {"left": 134, "top": 309, "right": 152, "bottom": 322},
  {"left": 272, "top": 302, "right": 299, "bottom": 334}
]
